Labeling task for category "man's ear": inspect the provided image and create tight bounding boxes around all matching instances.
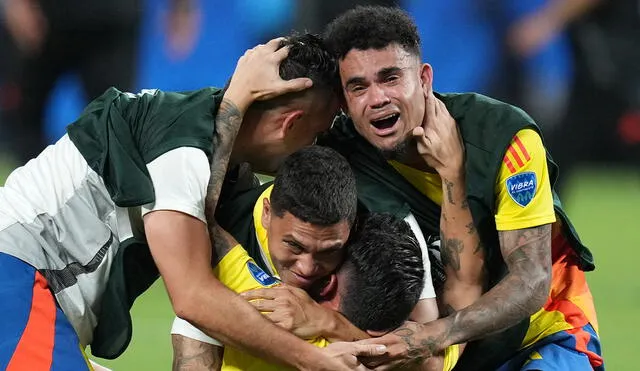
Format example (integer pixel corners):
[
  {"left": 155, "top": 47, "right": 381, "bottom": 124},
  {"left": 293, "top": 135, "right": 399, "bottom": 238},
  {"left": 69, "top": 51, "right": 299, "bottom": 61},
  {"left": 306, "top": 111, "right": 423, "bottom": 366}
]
[
  {"left": 419, "top": 63, "right": 434, "bottom": 98},
  {"left": 261, "top": 198, "right": 271, "bottom": 229},
  {"left": 279, "top": 110, "right": 304, "bottom": 139}
]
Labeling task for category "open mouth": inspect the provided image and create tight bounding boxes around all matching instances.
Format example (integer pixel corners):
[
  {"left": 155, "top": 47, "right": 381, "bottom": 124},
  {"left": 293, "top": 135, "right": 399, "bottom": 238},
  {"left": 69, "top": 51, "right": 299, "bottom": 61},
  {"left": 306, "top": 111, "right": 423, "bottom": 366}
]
[{"left": 371, "top": 113, "right": 400, "bottom": 130}]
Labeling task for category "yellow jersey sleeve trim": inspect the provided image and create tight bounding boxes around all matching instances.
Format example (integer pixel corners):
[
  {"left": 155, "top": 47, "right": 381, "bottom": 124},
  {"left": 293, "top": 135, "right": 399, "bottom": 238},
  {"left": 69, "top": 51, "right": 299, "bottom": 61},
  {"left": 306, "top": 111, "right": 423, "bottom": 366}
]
[
  {"left": 252, "top": 185, "right": 278, "bottom": 274},
  {"left": 496, "top": 214, "right": 557, "bottom": 231},
  {"left": 214, "top": 244, "right": 279, "bottom": 293},
  {"left": 495, "top": 129, "right": 556, "bottom": 231},
  {"left": 442, "top": 344, "right": 460, "bottom": 371}
]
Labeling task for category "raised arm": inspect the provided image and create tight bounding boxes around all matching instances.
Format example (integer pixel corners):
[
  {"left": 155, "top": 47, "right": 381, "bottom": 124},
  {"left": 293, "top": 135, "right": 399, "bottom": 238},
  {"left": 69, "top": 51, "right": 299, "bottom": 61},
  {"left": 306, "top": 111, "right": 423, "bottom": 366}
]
[
  {"left": 439, "top": 173, "right": 485, "bottom": 314},
  {"left": 146, "top": 39, "right": 336, "bottom": 370},
  {"left": 358, "top": 100, "right": 553, "bottom": 371},
  {"left": 443, "top": 224, "right": 551, "bottom": 343}
]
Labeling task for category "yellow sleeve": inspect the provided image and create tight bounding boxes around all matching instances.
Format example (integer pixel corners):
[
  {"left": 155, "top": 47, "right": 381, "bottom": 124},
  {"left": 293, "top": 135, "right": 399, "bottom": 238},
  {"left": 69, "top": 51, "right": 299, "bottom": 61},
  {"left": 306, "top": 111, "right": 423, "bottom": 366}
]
[
  {"left": 494, "top": 129, "right": 556, "bottom": 231},
  {"left": 442, "top": 344, "right": 460, "bottom": 371},
  {"left": 214, "top": 244, "right": 280, "bottom": 293}
]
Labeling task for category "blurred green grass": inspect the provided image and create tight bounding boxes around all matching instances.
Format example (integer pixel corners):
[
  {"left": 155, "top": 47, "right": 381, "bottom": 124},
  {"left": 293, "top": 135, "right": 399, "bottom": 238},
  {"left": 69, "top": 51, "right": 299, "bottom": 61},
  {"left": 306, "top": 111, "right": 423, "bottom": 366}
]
[{"left": 1, "top": 161, "right": 637, "bottom": 370}]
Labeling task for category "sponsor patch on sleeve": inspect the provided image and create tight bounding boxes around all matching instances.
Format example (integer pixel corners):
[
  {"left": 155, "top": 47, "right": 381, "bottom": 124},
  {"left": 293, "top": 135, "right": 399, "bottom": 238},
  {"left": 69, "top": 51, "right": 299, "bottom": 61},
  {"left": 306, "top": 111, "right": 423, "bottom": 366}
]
[
  {"left": 506, "top": 171, "right": 537, "bottom": 207},
  {"left": 247, "top": 261, "right": 278, "bottom": 286}
]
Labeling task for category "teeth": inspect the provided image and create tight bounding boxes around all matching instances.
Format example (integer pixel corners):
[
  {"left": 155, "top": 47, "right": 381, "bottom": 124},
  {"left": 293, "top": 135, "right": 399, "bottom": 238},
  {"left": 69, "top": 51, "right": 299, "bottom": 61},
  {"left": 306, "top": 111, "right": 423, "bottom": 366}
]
[{"left": 373, "top": 113, "right": 397, "bottom": 121}]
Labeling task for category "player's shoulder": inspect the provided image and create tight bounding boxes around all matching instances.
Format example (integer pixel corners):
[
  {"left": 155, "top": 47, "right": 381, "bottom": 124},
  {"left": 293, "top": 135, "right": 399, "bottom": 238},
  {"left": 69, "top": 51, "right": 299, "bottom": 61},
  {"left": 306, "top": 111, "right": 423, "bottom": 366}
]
[{"left": 439, "top": 92, "right": 534, "bottom": 124}]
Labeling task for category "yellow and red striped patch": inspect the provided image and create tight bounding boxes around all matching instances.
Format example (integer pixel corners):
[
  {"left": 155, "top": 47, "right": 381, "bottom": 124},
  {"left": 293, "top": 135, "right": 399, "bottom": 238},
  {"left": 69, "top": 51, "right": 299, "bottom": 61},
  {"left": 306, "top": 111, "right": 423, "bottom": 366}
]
[{"left": 503, "top": 135, "right": 531, "bottom": 173}]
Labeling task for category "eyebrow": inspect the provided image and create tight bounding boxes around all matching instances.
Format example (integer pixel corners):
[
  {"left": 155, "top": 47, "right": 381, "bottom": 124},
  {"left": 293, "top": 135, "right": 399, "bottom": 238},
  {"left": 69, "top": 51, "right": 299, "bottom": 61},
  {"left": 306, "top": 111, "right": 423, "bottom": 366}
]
[
  {"left": 286, "top": 235, "right": 343, "bottom": 253},
  {"left": 344, "top": 67, "right": 404, "bottom": 89},
  {"left": 344, "top": 76, "right": 367, "bottom": 89},
  {"left": 320, "top": 243, "right": 343, "bottom": 252},
  {"left": 377, "top": 66, "right": 403, "bottom": 79},
  {"left": 285, "top": 237, "right": 307, "bottom": 251}
]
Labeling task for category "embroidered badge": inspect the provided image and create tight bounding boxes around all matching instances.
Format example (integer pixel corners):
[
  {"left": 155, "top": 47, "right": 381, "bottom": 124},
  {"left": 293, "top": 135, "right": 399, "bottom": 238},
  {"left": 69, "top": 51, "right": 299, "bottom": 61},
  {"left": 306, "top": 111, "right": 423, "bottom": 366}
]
[
  {"left": 247, "top": 261, "right": 278, "bottom": 286},
  {"left": 506, "top": 171, "right": 537, "bottom": 207}
]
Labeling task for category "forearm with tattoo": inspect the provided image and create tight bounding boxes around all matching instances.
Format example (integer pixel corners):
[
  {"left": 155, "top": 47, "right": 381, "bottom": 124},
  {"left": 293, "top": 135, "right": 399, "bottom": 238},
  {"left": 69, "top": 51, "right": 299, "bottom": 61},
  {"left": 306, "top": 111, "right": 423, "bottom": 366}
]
[
  {"left": 384, "top": 224, "right": 552, "bottom": 365},
  {"left": 440, "top": 174, "right": 485, "bottom": 313},
  {"left": 444, "top": 224, "right": 552, "bottom": 345},
  {"left": 204, "top": 98, "right": 243, "bottom": 222},
  {"left": 209, "top": 224, "right": 239, "bottom": 266},
  {"left": 172, "top": 334, "right": 224, "bottom": 371},
  {"left": 204, "top": 98, "right": 244, "bottom": 262}
]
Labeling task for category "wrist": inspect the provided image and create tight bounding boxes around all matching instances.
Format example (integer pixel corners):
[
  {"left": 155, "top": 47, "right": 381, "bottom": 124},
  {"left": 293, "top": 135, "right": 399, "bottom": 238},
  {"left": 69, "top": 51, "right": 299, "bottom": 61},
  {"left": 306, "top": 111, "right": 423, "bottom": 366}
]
[
  {"left": 318, "top": 306, "right": 340, "bottom": 339},
  {"left": 438, "top": 166, "right": 465, "bottom": 183},
  {"left": 439, "top": 312, "right": 462, "bottom": 349},
  {"left": 421, "top": 317, "right": 455, "bottom": 353},
  {"left": 223, "top": 86, "right": 252, "bottom": 114}
]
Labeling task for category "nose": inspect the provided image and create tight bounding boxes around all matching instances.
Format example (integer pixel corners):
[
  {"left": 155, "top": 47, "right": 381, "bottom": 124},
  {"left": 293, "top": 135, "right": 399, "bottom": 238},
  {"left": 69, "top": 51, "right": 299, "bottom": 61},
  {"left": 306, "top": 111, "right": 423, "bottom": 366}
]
[
  {"left": 368, "top": 83, "right": 390, "bottom": 109},
  {"left": 295, "top": 254, "right": 319, "bottom": 278}
]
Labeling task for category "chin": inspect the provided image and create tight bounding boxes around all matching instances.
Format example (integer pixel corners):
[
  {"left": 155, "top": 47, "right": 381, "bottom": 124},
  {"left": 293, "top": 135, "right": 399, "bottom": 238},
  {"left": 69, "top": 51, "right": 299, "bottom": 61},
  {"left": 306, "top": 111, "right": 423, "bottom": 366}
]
[{"left": 368, "top": 134, "right": 403, "bottom": 152}]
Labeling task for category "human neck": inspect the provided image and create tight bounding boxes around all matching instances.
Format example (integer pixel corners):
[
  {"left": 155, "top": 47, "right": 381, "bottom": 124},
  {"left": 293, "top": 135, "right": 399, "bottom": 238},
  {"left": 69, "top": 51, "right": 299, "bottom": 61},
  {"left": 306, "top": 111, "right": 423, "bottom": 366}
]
[{"left": 386, "top": 139, "right": 436, "bottom": 173}]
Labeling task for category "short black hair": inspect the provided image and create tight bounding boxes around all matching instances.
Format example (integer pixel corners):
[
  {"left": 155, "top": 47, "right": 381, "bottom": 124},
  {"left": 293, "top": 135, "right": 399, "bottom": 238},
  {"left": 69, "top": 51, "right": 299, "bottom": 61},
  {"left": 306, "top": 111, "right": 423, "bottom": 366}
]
[
  {"left": 254, "top": 33, "right": 340, "bottom": 110},
  {"left": 323, "top": 6, "right": 421, "bottom": 60},
  {"left": 339, "top": 213, "right": 424, "bottom": 332},
  {"left": 279, "top": 33, "right": 339, "bottom": 94},
  {"left": 270, "top": 146, "right": 357, "bottom": 226}
]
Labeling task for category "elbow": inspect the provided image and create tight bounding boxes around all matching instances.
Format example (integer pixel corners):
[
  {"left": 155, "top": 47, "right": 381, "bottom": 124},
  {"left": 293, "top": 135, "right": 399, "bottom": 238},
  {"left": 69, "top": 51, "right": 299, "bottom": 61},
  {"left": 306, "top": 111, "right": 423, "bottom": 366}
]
[
  {"left": 170, "top": 286, "right": 202, "bottom": 325},
  {"left": 172, "top": 295, "right": 196, "bottom": 324}
]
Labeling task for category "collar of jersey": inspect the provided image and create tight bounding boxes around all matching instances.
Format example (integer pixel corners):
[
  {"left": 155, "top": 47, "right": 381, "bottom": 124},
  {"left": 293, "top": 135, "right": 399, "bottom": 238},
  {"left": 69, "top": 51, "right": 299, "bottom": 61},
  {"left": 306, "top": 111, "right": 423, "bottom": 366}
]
[{"left": 252, "top": 185, "right": 279, "bottom": 276}]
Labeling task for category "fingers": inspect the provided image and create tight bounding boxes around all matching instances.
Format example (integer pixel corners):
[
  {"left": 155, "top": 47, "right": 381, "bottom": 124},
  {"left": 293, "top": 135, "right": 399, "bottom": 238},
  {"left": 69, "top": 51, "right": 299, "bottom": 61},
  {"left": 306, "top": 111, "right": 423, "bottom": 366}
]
[
  {"left": 272, "top": 43, "right": 291, "bottom": 61},
  {"left": 248, "top": 299, "right": 276, "bottom": 312},
  {"left": 240, "top": 288, "right": 276, "bottom": 300},
  {"left": 265, "top": 37, "right": 286, "bottom": 50},
  {"left": 242, "top": 37, "right": 285, "bottom": 59},
  {"left": 433, "top": 94, "right": 443, "bottom": 117},
  {"left": 425, "top": 91, "right": 437, "bottom": 126},
  {"left": 352, "top": 343, "right": 388, "bottom": 357},
  {"left": 276, "top": 77, "right": 314, "bottom": 95},
  {"left": 413, "top": 126, "right": 432, "bottom": 154}
]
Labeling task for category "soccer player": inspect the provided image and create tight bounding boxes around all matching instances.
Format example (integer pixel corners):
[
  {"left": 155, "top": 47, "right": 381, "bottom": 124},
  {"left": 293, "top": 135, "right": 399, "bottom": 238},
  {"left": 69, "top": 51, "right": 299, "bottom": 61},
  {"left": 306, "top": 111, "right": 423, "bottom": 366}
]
[
  {"left": 0, "top": 35, "right": 383, "bottom": 371},
  {"left": 172, "top": 146, "right": 460, "bottom": 371},
  {"left": 319, "top": 6, "right": 603, "bottom": 371},
  {"left": 179, "top": 211, "right": 424, "bottom": 371},
  {"left": 174, "top": 146, "right": 435, "bottom": 370}
]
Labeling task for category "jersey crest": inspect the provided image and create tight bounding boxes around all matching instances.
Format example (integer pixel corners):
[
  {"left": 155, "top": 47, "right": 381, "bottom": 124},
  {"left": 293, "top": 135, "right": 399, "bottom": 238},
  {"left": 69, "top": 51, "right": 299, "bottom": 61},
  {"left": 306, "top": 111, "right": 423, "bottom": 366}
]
[
  {"left": 506, "top": 171, "right": 537, "bottom": 207},
  {"left": 247, "top": 261, "right": 278, "bottom": 286}
]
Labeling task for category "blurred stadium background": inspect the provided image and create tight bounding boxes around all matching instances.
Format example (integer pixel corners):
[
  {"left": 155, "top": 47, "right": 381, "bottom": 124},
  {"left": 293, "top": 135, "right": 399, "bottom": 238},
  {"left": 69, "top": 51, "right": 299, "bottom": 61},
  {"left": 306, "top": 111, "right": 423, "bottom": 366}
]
[{"left": 1, "top": 0, "right": 637, "bottom": 369}]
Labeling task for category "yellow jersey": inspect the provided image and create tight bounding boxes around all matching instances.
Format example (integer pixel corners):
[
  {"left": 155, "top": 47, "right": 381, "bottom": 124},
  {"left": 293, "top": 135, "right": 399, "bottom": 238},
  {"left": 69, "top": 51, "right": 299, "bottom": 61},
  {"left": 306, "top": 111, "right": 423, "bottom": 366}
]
[
  {"left": 220, "top": 185, "right": 458, "bottom": 371},
  {"left": 389, "top": 129, "right": 556, "bottom": 230},
  {"left": 219, "top": 185, "right": 329, "bottom": 371}
]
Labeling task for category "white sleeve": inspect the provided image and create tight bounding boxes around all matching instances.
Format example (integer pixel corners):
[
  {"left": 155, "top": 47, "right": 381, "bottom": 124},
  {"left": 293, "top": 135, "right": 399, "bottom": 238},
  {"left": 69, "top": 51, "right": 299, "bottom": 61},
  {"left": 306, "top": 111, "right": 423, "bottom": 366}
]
[
  {"left": 171, "top": 317, "right": 223, "bottom": 346},
  {"left": 141, "top": 147, "right": 210, "bottom": 222},
  {"left": 404, "top": 213, "right": 436, "bottom": 299}
]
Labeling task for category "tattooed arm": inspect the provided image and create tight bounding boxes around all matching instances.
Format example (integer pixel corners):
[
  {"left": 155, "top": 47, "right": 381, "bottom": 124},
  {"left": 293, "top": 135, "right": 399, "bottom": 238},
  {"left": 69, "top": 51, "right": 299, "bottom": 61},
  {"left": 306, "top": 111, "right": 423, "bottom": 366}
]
[
  {"left": 440, "top": 173, "right": 485, "bottom": 314},
  {"left": 359, "top": 224, "right": 552, "bottom": 370},
  {"left": 148, "top": 39, "right": 347, "bottom": 370},
  {"left": 443, "top": 225, "right": 552, "bottom": 343},
  {"left": 172, "top": 335, "right": 224, "bottom": 371}
]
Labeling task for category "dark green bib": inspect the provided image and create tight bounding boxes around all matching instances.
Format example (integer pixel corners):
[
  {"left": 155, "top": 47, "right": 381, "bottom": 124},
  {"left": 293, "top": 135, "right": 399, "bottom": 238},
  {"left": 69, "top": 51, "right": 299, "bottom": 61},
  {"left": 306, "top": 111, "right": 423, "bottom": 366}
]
[{"left": 71, "top": 87, "right": 225, "bottom": 358}]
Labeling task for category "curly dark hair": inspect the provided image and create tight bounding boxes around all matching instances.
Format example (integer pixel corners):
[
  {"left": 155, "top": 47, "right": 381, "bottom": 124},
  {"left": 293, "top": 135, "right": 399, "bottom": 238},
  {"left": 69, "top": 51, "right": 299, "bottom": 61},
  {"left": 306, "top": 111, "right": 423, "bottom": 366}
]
[{"left": 323, "top": 6, "right": 421, "bottom": 60}]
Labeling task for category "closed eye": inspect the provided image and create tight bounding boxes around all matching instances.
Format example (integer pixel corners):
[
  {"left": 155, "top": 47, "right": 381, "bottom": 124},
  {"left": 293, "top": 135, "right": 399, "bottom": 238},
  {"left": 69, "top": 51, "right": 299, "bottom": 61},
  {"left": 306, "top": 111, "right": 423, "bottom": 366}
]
[
  {"left": 285, "top": 240, "right": 304, "bottom": 254},
  {"left": 385, "top": 75, "right": 400, "bottom": 83}
]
